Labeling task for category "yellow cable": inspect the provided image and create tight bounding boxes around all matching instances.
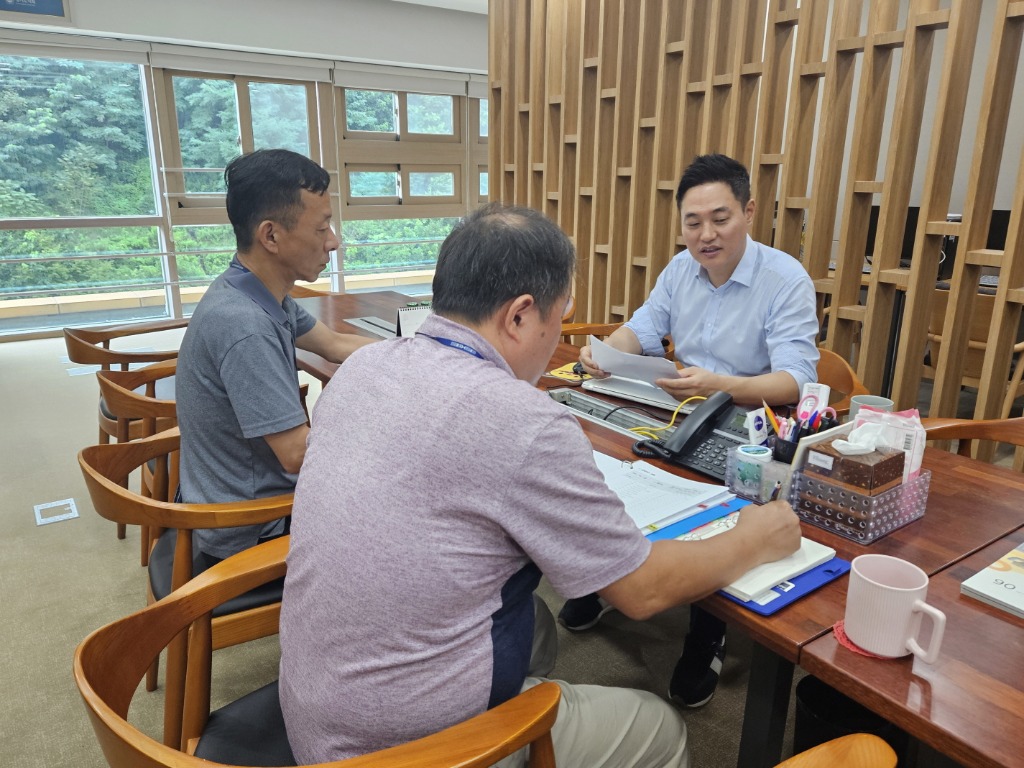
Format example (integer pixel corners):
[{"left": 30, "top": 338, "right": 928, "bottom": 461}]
[{"left": 627, "top": 395, "right": 707, "bottom": 437}]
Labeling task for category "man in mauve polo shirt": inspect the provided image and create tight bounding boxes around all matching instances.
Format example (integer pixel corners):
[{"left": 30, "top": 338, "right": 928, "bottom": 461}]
[
  {"left": 279, "top": 202, "right": 800, "bottom": 767},
  {"left": 176, "top": 148, "right": 372, "bottom": 564}
]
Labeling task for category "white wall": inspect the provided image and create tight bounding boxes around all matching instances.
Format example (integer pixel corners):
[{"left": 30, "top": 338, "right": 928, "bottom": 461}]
[{"left": 0, "top": 0, "right": 488, "bottom": 72}]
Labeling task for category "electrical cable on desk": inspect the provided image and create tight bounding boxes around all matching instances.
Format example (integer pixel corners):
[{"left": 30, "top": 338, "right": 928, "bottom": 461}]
[
  {"left": 628, "top": 395, "right": 706, "bottom": 442},
  {"left": 601, "top": 404, "right": 665, "bottom": 422}
]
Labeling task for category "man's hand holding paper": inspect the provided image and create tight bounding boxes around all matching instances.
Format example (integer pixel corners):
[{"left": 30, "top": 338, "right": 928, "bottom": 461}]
[{"left": 588, "top": 336, "right": 678, "bottom": 386}]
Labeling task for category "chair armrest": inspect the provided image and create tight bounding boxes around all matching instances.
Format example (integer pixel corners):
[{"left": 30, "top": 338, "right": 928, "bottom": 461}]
[
  {"left": 332, "top": 682, "right": 560, "bottom": 768},
  {"left": 774, "top": 733, "right": 896, "bottom": 768}
]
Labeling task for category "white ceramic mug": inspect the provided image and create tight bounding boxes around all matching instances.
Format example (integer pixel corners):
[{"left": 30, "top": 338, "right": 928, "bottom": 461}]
[
  {"left": 848, "top": 394, "right": 895, "bottom": 422},
  {"left": 844, "top": 554, "right": 946, "bottom": 663}
]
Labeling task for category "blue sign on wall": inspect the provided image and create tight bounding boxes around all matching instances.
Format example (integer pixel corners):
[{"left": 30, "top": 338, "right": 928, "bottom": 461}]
[{"left": 0, "top": 0, "right": 69, "bottom": 19}]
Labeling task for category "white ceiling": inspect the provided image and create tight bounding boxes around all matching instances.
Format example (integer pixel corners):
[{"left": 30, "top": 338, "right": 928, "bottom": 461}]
[{"left": 391, "top": 0, "right": 488, "bottom": 14}]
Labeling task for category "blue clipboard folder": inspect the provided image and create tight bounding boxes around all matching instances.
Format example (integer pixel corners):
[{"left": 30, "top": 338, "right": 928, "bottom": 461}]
[{"left": 645, "top": 498, "right": 851, "bottom": 616}]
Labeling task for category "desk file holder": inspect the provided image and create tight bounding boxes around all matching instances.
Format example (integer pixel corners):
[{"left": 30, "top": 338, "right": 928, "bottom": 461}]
[{"left": 646, "top": 498, "right": 850, "bottom": 615}]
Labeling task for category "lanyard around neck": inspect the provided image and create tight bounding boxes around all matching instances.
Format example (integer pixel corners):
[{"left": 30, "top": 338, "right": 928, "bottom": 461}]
[{"left": 417, "top": 333, "right": 485, "bottom": 360}]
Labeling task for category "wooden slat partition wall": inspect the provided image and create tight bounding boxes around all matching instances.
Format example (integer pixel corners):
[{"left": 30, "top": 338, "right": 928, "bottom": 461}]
[
  {"left": 933, "top": 0, "right": 1024, "bottom": 426},
  {"left": 489, "top": 0, "right": 1024, "bottom": 423}
]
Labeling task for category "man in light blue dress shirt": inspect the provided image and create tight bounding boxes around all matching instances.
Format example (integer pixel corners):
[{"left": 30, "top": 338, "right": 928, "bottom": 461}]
[
  {"left": 579, "top": 154, "right": 818, "bottom": 405},
  {"left": 562, "top": 154, "right": 820, "bottom": 709}
]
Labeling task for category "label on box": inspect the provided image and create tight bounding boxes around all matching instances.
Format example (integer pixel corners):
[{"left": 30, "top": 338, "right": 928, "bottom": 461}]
[{"left": 807, "top": 452, "right": 834, "bottom": 471}]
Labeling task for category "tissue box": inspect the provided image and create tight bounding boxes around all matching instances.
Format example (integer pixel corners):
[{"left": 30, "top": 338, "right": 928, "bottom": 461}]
[
  {"left": 791, "top": 469, "right": 930, "bottom": 544},
  {"left": 803, "top": 439, "right": 905, "bottom": 496}
]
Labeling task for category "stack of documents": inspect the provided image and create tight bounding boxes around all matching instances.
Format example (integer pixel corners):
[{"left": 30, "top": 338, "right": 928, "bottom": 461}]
[
  {"left": 582, "top": 337, "right": 687, "bottom": 412},
  {"left": 593, "top": 452, "right": 733, "bottom": 531}
]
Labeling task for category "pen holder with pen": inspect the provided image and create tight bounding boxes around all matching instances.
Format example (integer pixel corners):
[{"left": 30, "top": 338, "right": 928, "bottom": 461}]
[{"left": 769, "top": 435, "right": 800, "bottom": 465}]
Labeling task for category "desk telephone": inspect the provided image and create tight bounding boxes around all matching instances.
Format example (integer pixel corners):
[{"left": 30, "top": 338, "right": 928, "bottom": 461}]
[{"left": 632, "top": 390, "right": 749, "bottom": 481}]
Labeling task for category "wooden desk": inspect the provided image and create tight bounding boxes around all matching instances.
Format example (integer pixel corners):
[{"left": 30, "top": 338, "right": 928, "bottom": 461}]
[
  {"left": 293, "top": 290, "right": 412, "bottom": 383},
  {"left": 801, "top": 528, "right": 1024, "bottom": 768}
]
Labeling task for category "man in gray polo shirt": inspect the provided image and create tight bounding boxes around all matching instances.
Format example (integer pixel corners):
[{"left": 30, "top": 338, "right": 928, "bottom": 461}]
[
  {"left": 177, "top": 148, "right": 372, "bottom": 563},
  {"left": 279, "top": 203, "right": 800, "bottom": 766}
]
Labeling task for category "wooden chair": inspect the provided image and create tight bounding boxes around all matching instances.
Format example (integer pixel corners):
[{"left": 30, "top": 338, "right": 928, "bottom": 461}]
[
  {"left": 560, "top": 320, "right": 623, "bottom": 343},
  {"left": 922, "top": 415, "right": 1024, "bottom": 472},
  {"left": 817, "top": 347, "right": 869, "bottom": 416},
  {"left": 96, "top": 359, "right": 178, "bottom": 563},
  {"left": 78, "top": 429, "right": 292, "bottom": 749},
  {"left": 63, "top": 318, "right": 189, "bottom": 445},
  {"left": 924, "top": 288, "right": 1024, "bottom": 418},
  {"left": 74, "top": 535, "right": 561, "bottom": 767},
  {"left": 558, "top": 321, "right": 678, "bottom": 360},
  {"left": 774, "top": 734, "right": 896, "bottom": 768}
]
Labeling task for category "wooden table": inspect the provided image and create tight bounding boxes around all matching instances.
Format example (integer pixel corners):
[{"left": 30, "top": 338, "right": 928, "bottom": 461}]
[
  {"left": 293, "top": 290, "right": 412, "bottom": 383},
  {"left": 801, "top": 528, "right": 1024, "bottom": 768},
  {"left": 302, "top": 299, "right": 1024, "bottom": 767}
]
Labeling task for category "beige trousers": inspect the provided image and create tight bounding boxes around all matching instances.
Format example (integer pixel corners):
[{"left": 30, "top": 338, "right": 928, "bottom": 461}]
[{"left": 500, "top": 597, "right": 689, "bottom": 768}]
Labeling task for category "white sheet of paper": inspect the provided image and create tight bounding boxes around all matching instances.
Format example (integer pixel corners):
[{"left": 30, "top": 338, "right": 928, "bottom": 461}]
[
  {"left": 589, "top": 336, "right": 678, "bottom": 386},
  {"left": 592, "top": 452, "right": 733, "bottom": 529}
]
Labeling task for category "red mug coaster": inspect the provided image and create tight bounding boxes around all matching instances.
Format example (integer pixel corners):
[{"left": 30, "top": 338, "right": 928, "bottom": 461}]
[{"left": 833, "top": 620, "right": 889, "bottom": 659}]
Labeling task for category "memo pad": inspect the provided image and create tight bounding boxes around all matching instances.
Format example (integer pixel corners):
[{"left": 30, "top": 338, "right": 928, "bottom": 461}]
[{"left": 397, "top": 304, "right": 432, "bottom": 337}]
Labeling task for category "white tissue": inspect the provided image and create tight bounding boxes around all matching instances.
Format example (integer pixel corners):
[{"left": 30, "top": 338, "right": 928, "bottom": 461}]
[{"left": 831, "top": 422, "right": 886, "bottom": 455}]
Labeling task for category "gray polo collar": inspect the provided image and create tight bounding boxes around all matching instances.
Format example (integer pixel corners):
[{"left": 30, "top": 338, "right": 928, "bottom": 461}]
[{"left": 223, "top": 254, "right": 290, "bottom": 327}]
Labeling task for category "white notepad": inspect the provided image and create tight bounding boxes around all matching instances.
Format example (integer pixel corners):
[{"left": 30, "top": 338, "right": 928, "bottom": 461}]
[{"left": 723, "top": 538, "right": 836, "bottom": 602}]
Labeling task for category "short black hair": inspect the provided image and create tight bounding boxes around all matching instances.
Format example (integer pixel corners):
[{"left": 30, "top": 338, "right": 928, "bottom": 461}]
[
  {"left": 431, "top": 203, "right": 576, "bottom": 324},
  {"left": 675, "top": 153, "right": 751, "bottom": 208},
  {"left": 224, "top": 149, "right": 331, "bottom": 251}
]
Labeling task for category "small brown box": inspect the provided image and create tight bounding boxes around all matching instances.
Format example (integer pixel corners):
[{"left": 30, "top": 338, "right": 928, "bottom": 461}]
[{"left": 803, "top": 439, "right": 905, "bottom": 496}]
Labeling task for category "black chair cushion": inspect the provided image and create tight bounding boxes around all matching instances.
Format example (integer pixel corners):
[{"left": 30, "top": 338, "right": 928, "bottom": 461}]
[
  {"left": 194, "top": 680, "right": 297, "bottom": 766},
  {"left": 149, "top": 529, "right": 284, "bottom": 617}
]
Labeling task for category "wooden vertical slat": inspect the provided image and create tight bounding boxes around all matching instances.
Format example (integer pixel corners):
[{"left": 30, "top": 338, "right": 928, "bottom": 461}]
[
  {"left": 823, "top": 0, "right": 902, "bottom": 366},
  {"left": 804, "top": 0, "right": 865, "bottom": 290},
  {"left": 933, "top": 1, "right": 1024, "bottom": 422},
  {"left": 774, "top": 2, "right": 829, "bottom": 262},
  {"left": 857, "top": 2, "right": 953, "bottom": 393},
  {"left": 886, "top": 1, "right": 983, "bottom": 409},
  {"left": 751, "top": 0, "right": 798, "bottom": 245}
]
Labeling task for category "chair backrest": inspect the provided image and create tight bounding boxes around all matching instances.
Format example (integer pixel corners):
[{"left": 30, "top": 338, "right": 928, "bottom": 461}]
[
  {"left": 75, "top": 536, "right": 561, "bottom": 768},
  {"left": 816, "top": 347, "right": 869, "bottom": 415},
  {"left": 78, "top": 430, "right": 293, "bottom": 568},
  {"left": 923, "top": 416, "right": 1024, "bottom": 472},
  {"left": 560, "top": 321, "right": 624, "bottom": 344},
  {"left": 64, "top": 318, "right": 188, "bottom": 370},
  {"left": 97, "top": 359, "right": 178, "bottom": 444}
]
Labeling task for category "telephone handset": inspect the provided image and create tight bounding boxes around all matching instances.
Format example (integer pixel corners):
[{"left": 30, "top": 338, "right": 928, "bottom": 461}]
[{"left": 632, "top": 390, "right": 749, "bottom": 481}]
